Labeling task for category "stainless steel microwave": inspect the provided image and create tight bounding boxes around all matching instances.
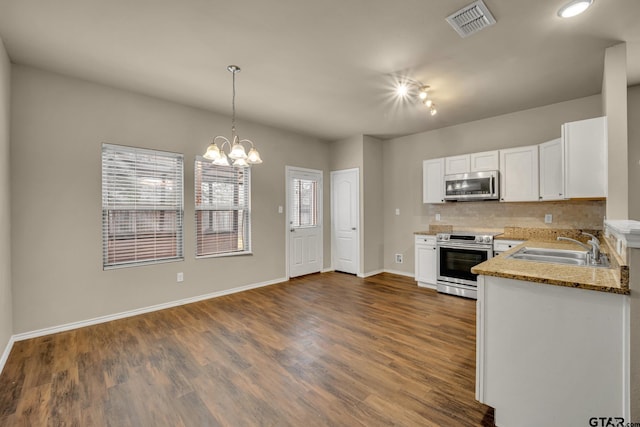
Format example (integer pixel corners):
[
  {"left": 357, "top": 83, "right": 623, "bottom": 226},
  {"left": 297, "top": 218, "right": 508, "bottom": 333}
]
[{"left": 444, "top": 170, "right": 499, "bottom": 201}]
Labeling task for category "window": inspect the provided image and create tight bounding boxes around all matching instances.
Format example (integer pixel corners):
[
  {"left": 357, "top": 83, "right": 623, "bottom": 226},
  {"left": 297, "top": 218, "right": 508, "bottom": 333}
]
[
  {"left": 195, "top": 157, "right": 251, "bottom": 257},
  {"left": 291, "top": 178, "right": 318, "bottom": 227},
  {"left": 102, "top": 144, "right": 184, "bottom": 268}
]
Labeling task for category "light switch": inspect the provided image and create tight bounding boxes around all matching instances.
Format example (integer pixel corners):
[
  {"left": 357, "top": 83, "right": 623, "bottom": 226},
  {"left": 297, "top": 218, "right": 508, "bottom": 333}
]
[
  {"left": 436, "top": 213, "right": 441, "bottom": 221},
  {"left": 395, "top": 208, "right": 400, "bottom": 216},
  {"left": 278, "top": 205, "right": 283, "bottom": 214},
  {"left": 544, "top": 214, "right": 552, "bottom": 224}
]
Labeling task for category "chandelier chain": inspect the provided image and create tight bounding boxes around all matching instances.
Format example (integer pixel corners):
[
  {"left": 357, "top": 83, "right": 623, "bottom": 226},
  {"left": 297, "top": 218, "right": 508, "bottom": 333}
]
[{"left": 231, "top": 69, "right": 236, "bottom": 134}]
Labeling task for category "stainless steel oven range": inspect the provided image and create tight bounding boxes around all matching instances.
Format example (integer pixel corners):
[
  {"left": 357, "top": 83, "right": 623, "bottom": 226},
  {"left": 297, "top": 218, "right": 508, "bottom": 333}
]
[{"left": 436, "top": 232, "right": 496, "bottom": 299}]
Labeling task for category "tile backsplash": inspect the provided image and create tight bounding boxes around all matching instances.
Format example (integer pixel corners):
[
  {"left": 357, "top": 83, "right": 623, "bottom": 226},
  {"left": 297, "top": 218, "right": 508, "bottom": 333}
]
[{"left": 421, "top": 200, "right": 605, "bottom": 230}]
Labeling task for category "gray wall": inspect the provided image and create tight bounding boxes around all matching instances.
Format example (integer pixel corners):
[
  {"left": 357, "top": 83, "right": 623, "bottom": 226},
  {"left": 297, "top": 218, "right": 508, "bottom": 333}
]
[
  {"left": 603, "top": 43, "right": 629, "bottom": 219},
  {"left": 330, "top": 135, "right": 363, "bottom": 274},
  {"left": 363, "top": 136, "right": 383, "bottom": 274},
  {"left": 330, "top": 135, "right": 362, "bottom": 172},
  {"left": 10, "top": 65, "right": 331, "bottom": 334},
  {"left": 627, "top": 85, "right": 640, "bottom": 419},
  {"left": 629, "top": 85, "right": 640, "bottom": 220},
  {"left": 0, "top": 38, "right": 12, "bottom": 357},
  {"left": 382, "top": 95, "right": 603, "bottom": 275},
  {"left": 329, "top": 135, "right": 384, "bottom": 276}
]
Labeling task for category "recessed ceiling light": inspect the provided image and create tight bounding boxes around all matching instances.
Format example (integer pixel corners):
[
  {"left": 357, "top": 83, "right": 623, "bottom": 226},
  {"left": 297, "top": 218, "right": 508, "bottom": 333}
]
[{"left": 557, "top": 0, "right": 593, "bottom": 18}]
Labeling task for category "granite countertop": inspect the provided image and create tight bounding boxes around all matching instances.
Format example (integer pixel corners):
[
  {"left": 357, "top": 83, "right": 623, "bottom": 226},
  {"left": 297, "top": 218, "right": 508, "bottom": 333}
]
[
  {"left": 495, "top": 226, "right": 602, "bottom": 242},
  {"left": 472, "top": 240, "right": 629, "bottom": 295}
]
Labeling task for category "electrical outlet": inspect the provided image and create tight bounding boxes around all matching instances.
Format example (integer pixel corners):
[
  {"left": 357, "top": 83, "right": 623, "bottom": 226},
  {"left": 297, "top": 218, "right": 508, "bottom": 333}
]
[
  {"left": 544, "top": 214, "right": 553, "bottom": 224},
  {"left": 177, "top": 272, "right": 184, "bottom": 283},
  {"left": 395, "top": 253, "right": 403, "bottom": 263},
  {"left": 436, "top": 213, "right": 441, "bottom": 221}
]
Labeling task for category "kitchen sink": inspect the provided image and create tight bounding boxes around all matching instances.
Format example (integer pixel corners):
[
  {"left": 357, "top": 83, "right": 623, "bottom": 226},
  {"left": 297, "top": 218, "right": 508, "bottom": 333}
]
[
  {"left": 507, "top": 247, "right": 610, "bottom": 267},
  {"left": 516, "top": 247, "right": 588, "bottom": 259}
]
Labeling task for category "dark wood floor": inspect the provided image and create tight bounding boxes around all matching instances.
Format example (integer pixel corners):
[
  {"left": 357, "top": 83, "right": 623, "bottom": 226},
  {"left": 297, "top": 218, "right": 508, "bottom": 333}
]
[{"left": 0, "top": 272, "right": 494, "bottom": 426}]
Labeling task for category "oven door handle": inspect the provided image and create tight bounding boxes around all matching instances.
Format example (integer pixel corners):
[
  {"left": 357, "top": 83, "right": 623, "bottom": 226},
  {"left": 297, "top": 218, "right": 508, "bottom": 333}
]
[{"left": 438, "top": 242, "right": 492, "bottom": 250}]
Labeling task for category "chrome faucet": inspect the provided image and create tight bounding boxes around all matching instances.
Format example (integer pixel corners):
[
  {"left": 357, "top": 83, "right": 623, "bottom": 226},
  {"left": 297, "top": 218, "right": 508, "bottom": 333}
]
[
  {"left": 557, "top": 232, "right": 601, "bottom": 264},
  {"left": 581, "top": 232, "right": 600, "bottom": 261}
]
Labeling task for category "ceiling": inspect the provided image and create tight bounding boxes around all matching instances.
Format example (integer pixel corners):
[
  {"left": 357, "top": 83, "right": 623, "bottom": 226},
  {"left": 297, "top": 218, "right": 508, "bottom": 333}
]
[{"left": 0, "top": 0, "right": 639, "bottom": 141}]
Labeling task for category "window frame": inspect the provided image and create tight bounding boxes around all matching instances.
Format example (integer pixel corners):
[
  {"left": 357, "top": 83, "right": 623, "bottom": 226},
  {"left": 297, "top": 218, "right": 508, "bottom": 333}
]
[
  {"left": 101, "top": 143, "right": 185, "bottom": 269},
  {"left": 194, "top": 156, "right": 252, "bottom": 259}
]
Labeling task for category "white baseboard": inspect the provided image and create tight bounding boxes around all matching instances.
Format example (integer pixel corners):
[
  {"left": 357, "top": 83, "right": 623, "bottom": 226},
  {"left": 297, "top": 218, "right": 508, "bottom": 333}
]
[
  {"left": 362, "top": 269, "right": 384, "bottom": 278},
  {"left": 321, "top": 267, "right": 334, "bottom": 273},
  {"left": 383, "top": 269, "right": 415, "bottom": 278},
  {"left": 0, "top": 335, "right": 15, "bottom": 376},
  {"left": 13, "top": 276, "right": 288, "bottom": 342}
]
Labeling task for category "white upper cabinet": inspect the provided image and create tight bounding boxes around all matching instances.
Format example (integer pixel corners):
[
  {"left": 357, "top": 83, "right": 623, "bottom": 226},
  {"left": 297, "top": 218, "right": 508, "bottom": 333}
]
[
  {"left": 539, "top": 138, "right": 564, "bottom": 201},
  {"left": 499, "top": 145, "right": 539, "bottom": 202},
  {"left": 445, "top": 150, "right": 499, "bottom": 175},
  {"left": 563, "top": 116, "right": 607, "bottom": 198},
  {"left": 445, "top": 155, "right": 470, "bottom": 175},
  {"left": 470, "top": 150, "right": 499, "bottom": 172},
  {"left": 423, "top": 158, "right": 445, "bottom": 204}
]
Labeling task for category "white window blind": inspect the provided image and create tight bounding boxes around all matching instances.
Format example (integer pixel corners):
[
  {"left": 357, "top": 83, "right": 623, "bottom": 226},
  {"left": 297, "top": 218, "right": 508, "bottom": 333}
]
[
  {"left": 102, "top": 143, "right": 184, "bottom": 268},
  {"left": 195, "top": 157, "right": 251, "bottom": 257},
  {"left": 291, "top": 178, "right": 317, "bottom": 227}
]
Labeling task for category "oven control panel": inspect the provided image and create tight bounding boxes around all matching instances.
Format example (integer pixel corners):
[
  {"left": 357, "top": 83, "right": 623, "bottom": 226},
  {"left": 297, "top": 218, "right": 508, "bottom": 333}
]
[{"left": 436, "top": 233, "right": 495, "bottom": 244}]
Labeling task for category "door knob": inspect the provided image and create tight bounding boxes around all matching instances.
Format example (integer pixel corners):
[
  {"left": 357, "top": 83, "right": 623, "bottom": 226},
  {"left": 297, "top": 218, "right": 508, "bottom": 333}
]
[
  {"left": 351, "top": 227, "right": 356, "bottom": 230},
  {"left": 290, "top": 229, "right": 295, "bottom": 232}
]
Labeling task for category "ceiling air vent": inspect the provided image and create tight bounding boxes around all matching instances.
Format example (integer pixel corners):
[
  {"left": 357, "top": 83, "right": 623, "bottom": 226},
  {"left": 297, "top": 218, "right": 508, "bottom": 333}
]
[{"left": 446, "top": 0, "right": 496, "bottom": 38}]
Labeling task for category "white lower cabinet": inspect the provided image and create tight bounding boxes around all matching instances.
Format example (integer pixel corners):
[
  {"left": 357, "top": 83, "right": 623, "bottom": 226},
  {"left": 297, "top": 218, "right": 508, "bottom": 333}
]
[
  {"left": 493, "top": 239, "right": 524, "bottom": 256},
  {"left": 415, "top": 235, "right": 437, "bottom": 288},
  {"left": 476, "top": 276, "right": 629, "bottom": 426}
]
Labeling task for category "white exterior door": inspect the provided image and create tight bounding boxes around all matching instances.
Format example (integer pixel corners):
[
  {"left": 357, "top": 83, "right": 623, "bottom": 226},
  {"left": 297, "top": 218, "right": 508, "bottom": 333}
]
[
  {"left": 331, "top": 169, "right": 359, "bottom": 275},
  {"left": 287, "top": 167, "right": 323, "bottom": 278}
]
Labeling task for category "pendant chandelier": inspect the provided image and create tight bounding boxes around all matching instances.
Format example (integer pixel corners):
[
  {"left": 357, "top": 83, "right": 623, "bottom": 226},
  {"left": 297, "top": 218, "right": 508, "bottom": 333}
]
[{"left": 203, "top": 65, "right": 262, "bottom": 167}]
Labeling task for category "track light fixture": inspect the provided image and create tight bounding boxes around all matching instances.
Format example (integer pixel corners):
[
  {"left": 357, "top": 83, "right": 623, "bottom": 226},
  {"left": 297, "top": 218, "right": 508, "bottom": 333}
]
[{"left": 395, "top": 81, "right": 438, "bottom": 116}]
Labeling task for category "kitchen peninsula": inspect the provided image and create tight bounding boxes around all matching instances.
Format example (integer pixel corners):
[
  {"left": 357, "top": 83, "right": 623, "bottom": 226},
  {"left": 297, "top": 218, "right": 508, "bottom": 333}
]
[{"left": 472, "top": 233, "right": 630, "bottom": 426}]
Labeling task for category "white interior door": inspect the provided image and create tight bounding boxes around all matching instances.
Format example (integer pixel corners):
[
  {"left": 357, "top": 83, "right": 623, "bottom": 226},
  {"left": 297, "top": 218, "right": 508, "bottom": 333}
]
[
  {"left": 331, "top": 168, "right": 359, "bottom": 275},
  {"left": 287, "top": 167, "right": 323, "bottom": 278}
]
